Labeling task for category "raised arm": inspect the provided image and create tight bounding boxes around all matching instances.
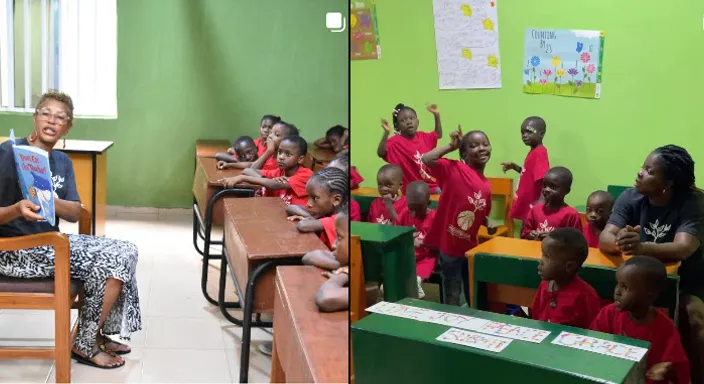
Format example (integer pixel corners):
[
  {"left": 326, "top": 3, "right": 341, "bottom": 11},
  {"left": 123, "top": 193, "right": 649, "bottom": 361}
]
[
  {"left": 377, "top": 119, "right": 391, "bottom": 158},
  {"left": 314, "top": 137, "right": 331, "bottom": 149},
  {"left": 422, "top": 125, "right": 462, "bottom": 168},
  {"left": 333, "top": 129, "right": 349, "bottom": 153},
  {"left": 249, "top": 137, "right": 276, "bottom": 170},
  {"left": 427, "top": 104, "right": 443, "bottom": 138}
]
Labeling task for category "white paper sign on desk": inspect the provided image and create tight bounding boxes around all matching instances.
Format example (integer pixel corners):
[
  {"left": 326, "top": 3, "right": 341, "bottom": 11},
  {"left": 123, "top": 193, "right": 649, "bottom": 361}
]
[
  {"left": 551, "top": 331, "right": 648, "bottom": 362},
  {"left": 476, "top": 321, "right": 551, "bottom": 343},
  {"left": 366, "top": 301, "right": 431, "bottom": 321},
  {"left": 437, "top": 328, "right": 512, "bottom": 353}
]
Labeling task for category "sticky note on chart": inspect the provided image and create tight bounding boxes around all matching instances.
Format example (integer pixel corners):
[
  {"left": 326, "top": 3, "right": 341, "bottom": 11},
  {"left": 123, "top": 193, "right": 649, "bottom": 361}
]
[
  {"left": 551, "top": 331, "right": 648, "bottom": 362},
  {"left": 437, "top": 328, "right": 512, "bottom": 353}
]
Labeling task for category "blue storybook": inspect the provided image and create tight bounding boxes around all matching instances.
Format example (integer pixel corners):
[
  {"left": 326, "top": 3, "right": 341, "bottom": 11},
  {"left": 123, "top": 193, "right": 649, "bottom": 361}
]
[{"left": 9, "top": 129, "right": 56, "bottom": 225}]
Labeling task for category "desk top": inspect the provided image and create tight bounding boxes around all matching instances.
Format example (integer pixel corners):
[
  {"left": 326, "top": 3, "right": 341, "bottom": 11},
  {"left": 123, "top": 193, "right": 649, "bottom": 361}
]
[
  {"left": 196, "top": 139, "right": 230, "bottom": 158},
  {"left": 353, "top": 298, "right": 648, "bottom": 383},
  {"left": 467, "top": 237, "right": 680, "bottom": 275},
  {"left": 308, "top": 144, "right": 336, "bottom": 163},
  {"left": 275, "top": 266, "right": 348, "bottom": 383},
  {"left": 351, "top": 221, "right": 416, "bottom": 243},
  {"left": 195, "top": 156, "right": 260, "bottom": 189},
  {"left": 0, "top": 136, "right": 113, "bottom": 154},
  {"left": 223, "top": 197, "right": 327, "bottom": 260}
]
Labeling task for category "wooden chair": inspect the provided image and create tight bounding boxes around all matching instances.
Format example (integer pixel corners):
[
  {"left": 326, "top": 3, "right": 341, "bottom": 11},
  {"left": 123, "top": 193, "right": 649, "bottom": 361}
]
[
  {"left": 478, "top": 177, "right": 514, "bottom": 242},
  {"left": 0, "top": 205, "right": 91, "bottom": 383},
  {"left": 350, "top": 235, "right": 366, "bottom": 323}
]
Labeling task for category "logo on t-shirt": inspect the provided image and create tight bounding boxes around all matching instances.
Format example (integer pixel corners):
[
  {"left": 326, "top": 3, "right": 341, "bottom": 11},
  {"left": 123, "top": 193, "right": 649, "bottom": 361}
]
[
  {"left": 376, "top": 214, "right": 391, "bottom": 225},
  {"left": 644, "top": 219, "right": 671, "bottom": 242},
  {"left": 51, "top": 172, "right": 64, "bottom": 192},
  {"left": 414, "top": 150, "right": 436, "bottom": 183},
  {"left": 448, "top": 191, "right": 487, "bottom": 240},
  {"left": 281, "top": 193, "right": 292, "bottom": 205},
  {"left": 539, "top": 219, "right": 554, "bottom": 233}
]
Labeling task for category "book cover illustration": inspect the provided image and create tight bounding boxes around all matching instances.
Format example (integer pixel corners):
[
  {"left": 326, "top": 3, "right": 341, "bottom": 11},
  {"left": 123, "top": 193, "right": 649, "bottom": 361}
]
[{"left": 9, "top": 129, "right": 56, "bottom": 226}]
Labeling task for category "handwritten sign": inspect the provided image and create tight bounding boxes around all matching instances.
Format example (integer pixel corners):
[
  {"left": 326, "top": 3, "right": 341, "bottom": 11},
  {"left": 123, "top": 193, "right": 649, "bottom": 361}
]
[
  {"left": 437, "top": 328, "right": 512, "bottom": 353},
  {"left": 551, "top": 332, "right": 647, "bottom": 362},
  {"left": 476, "top": 321, "right": 551, "bottom": 343}
]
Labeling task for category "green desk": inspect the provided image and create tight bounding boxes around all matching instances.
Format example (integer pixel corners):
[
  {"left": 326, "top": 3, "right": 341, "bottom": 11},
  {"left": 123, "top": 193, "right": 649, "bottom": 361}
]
[
  {"left": 351, "top": 194, "right": 438, "bottom": 220},
  {"left": 351, "top": 222, "right": 417, "bottom": 301},
  {"left": 352, "top": 299, "right": 648, "bottom": 383}
]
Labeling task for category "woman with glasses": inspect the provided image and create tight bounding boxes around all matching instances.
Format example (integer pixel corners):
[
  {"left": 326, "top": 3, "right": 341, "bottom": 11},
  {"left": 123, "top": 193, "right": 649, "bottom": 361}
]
[{"left": 0, "top": 90, "right": 141, "bottom": 369}]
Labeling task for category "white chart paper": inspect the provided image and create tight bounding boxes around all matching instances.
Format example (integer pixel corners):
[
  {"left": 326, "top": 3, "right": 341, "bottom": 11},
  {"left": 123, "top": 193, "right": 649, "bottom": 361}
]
[
  {"left": 437, "top": 327, "right": 512, "bottom": 352},
  {"left": 551, "top": 332, "right": 648, "bottom": 362}
]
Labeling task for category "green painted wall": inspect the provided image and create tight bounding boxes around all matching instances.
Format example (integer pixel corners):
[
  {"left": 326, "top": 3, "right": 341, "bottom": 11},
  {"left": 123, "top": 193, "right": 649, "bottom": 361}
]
[
  {"left": 0, "top": 0, "right": 349, "bottom": 208},
  {"left": 351, "top": 0, "right": 704, "bottom": 208}
]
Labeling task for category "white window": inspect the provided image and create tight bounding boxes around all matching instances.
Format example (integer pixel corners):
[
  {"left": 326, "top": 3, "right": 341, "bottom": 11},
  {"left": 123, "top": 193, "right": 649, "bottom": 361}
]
[{"left": 0, "top": 0, "right": 117, "bottom": 118}]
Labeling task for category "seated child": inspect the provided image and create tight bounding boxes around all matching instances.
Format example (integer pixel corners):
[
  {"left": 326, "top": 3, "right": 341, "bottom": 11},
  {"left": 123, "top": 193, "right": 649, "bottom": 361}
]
[
  {"left": 284, "top": 167, "right": 348, "bottom": 250},
  {"left": 583, "top": 190, "right": 614, "bottom": 248},
  {"left": 367, "top": 164, "right": 406, "bottom": 225},
  {"left": 250, "top": 120, "right": 300, "bottom": 171},
  {"left": 220, "top": 135, "right": 313, "bottom": 206},
  {"left": 314, "top": 125, "right": 349, "bottom": 153},
  {"left": 531, "top": 228, "right": 601, "bottom": 328},
  {"left": 302, "top": 213, "right": 350, "bottom": 312},
  {"left": 254, "top": 114, "right": 281, "bottom": 156},
  {"left": 394, "top": 180, "right": 438, "bottom": 300},
  {"left": 216, "top": 136, "right": 259, "bottom": 170},
  {"left": 522, "top": 166, "right": 582, "bottom": 240},
  {"left": 590, "top": 256, "right": 689, "bottom": 384},
  {"left": 327, "top": 152, "right": 361, "bottom": 221}
]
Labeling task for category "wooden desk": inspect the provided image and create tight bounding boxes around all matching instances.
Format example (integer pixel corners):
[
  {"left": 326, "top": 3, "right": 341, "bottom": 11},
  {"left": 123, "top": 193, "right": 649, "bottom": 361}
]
[
  {"left": 222, "top": 197, "right": 328, "bottom": 383},
  {"left": 352, "top": 298, "right": 647, "bottom": 383},
  {"left": 196, "top": 139, "right": 230, "bottom": 158},
  {"left": 270, "top": 266, "right": 348, "bottom": 383},
  {"left": 351, "top": 222, "right": 416, "bottom": 301},
  {"left": 192, "top": 157, "right": 256, "bottom": 227},
  {"left": 308, "top": 144, "right": 336, "bottom": 167},
  {"left": 466, "top": 237, "right": 680, "bottom": 320}
]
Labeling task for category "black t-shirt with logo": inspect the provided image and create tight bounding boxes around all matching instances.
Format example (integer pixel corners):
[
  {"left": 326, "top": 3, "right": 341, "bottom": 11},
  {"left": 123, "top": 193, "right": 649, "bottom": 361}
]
[{"left": 608, "top": 187, "right": 704, "bottom": 297}]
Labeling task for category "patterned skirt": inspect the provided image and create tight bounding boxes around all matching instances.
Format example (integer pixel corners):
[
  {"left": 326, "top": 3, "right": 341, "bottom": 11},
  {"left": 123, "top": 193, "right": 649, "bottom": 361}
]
[{"left": 0, "top": 234, "right": 142, "bottom": 356}]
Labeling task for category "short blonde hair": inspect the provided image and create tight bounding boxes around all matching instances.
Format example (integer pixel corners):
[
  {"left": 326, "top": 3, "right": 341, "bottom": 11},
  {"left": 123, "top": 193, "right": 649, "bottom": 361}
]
[{"left": 35, "top": 90, "right": 74, "bottom": 122}]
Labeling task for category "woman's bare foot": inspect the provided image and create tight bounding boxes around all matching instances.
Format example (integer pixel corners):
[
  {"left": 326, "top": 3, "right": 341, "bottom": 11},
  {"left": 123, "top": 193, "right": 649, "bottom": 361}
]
[
  {"left": 72, "top": 348, "right": 124, "bottom": 368},
  {"left": 97, "top": 334, "right": 131, "bottom": 354}
]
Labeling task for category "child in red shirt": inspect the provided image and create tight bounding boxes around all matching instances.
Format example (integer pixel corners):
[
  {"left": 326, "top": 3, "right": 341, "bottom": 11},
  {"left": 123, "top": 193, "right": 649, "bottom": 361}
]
[
  {"left": 249, "top": 121, "right": 300, "bottom": 172},
  {"left": 285, "top": 167, "right": 348, "bottom": 250},
  {"left": 377, "top": 103, "right": 443, "bottom": 195},
  {"left": 220, "top": 135, "right": 313, "bottom": 206},
  {"left": 502, "top": 116, "right": 550, "bottom": 224},
  {"left": 590, "top": 256, "right": 690, "bottom": 384},
  {"left": 421, "top": 126, "right": 492, "bottom": 306},
  {"left": 216, "top": 136, "right": 259, "bottom": 170},
  {"left": 522, "top": 166, "right": 582, "bottom": 240},
  {"left": 394, "top": 180, "right": 439, "bottom": 300},
  {"left": 313, "top": 125, "right": 349, "bottom": 153},
  {"left": 350, "top": 167, "right": 364, "bottom": 190},
  {"left": 367, "top": 164, "right": 407, "bottom": 225},
  {"left": 326, "top": 153, "right": 362, "bottom": 221},
  {"left": 530, "top": 228, "right": 601, "bottom": 328},
  {"left": 583, "top": 190, "right": 614, "bottom": 248},
  {"left": 253, "top": 114, "right": 280, "bottom": 156}
]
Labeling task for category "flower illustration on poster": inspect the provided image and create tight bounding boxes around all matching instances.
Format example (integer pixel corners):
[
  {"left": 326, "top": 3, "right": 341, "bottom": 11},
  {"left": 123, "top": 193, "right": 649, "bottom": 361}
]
[{"left": 522, "top": 28, "right": 605, "bottom": 99}]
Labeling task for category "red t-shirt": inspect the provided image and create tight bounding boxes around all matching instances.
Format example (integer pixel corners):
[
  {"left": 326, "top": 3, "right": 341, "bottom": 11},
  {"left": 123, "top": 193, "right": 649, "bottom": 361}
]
[
  {"left": 531, "top": 277, "right": 601, "bottom": 329},
  {"left": 253, "top": 138, "right": 268, "bottom": 156},
  {"left": 522, "top": 203, "right": 582, "bottom": 238},
  {"left": 583, "top": 223, "right": 601, "bottom": 248},
  {"left": 260, "top": 167, "right": 313, "bottom": 206},
  {"left": 261, "top": 154, "right": 279, "bottom": 171},
  {"left": 382, "top": 131, "right": 439, "bottom": 194},
  {"left": 424, "top": 158, "right": 492, "bottom": 257},
  {"left": 367, "top": 196, "right": 407, "bottom": 225},
  {"left": 394, "top": 208, "right": 439, "bottom": 279},
  {"left": 509, "top": 145, "right": 550, "bottom": 220},
  {"left": 350, "top": 199, "right": 362, "bottom": 221},
  {"left": 350, "top": 167, "right": 364, "bottom": 190},
  {"left": 590, "top": 304, "right": 690, "bottom": 384},
  {"left": 319, "top": 214, "right": 337, "bottom": 250}
]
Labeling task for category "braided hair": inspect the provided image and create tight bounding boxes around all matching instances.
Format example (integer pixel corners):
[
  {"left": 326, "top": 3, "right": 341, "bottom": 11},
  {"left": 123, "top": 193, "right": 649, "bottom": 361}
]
[
  {"left": 653, "top": 145, "right": 697, "bottom": 197},
  {"left": 392, "top": 103, "right": 416, "bottom": 131},
  {"left": 309, "top": 167, "right": 349, "bottom": 213}
]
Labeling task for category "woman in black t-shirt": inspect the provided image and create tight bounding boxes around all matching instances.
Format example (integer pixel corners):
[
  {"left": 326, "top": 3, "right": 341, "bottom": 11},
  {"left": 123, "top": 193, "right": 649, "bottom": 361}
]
[
  {"left": 0, "top": 91, "right": 141, "bottom": 369},
  {"left": 600, "top": 144, "right": 704, "bottom": 382}
]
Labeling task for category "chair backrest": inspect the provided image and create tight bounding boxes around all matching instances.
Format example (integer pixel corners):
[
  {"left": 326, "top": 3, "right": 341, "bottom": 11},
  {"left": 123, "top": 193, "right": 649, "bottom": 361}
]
[
  {"left": 488, "top": 177, "right": 514, "bottom": 236},
  {"left": 350, "top": 235, "right": 366, "bottom": 323}
]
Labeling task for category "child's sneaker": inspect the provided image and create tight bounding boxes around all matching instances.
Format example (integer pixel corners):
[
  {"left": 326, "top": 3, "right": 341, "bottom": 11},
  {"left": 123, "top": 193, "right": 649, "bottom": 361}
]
[{"left": 416, "top": 276, "right": 426, "bottom": 299}]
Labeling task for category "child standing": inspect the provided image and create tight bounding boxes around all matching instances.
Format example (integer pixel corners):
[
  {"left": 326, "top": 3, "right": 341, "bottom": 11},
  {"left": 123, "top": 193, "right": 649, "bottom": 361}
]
[
  {"left": 591, "top": 256, "right": 690, "bottom": 384},
  {"left": 531, "top": 228, "right": 601, "bottom": 328},
  {"left": 367, "top": 164, "right": 406, "bottom": 225},
  {"left": 394, "top": 180, "right": 438, "bottom": 300},
  {"left": 285, "top": 167, "right": 349, "bottom": 250},
  {"left": 502, "top": 117, "right": 550, "bottom": 226},
  {"left": 421, "top": 126, "right": 492, "bottom": 306},
  {"left": 314, "top": 125, "right": 349, "bottom": 153},
  {"left": 583, "top": 190, "right": 615, "bottom": 248},
  {"left": 377, "top": 103, "right": 443, "bottom": 195},
  {"left": 220, "top": 136, "right": 313, "bottom": 206},
  {"left": 522, "top": 166, "right": 582, "bottom": 240}
]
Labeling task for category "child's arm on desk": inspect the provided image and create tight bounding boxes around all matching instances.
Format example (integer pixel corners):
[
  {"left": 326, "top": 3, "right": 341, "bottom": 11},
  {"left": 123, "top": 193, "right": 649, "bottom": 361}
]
[
  {"left": 242, "top": 168, "right": 262, "bottom": 177},
  {"left": 218, "top": 161, "right": 253, "bottom": 170},
  {"left": 315, "top": 273, "right": 349, "bottom": 313},
  {"left": 285, "top": 205, "right": 311, "bottom": 218},
  {"left": 314, "top": 137, "right": 332, "bottom": 149},
  {"left": 215, "top": 153, "right": 238, "bottom": 163},
  {"left": 302, "top": 249, "right": 340, "bottom": 270},
  {"left": 219, "top": 175, "right": 287, "bottom": 190}
]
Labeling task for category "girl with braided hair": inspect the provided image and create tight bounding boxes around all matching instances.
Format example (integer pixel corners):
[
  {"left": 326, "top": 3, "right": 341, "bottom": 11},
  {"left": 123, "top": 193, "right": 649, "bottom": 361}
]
[
  {"left": 328, "top": 152, "right": 362, "bottom": 221},
  {"left": 285, "top": 167, "right": 349, "bottom": 250},
  {"left": 377, "top": 102, "right": 443, "bottom": 195},
  {"left": 600, "top": 144, "right": 704, "bottom": 383}
]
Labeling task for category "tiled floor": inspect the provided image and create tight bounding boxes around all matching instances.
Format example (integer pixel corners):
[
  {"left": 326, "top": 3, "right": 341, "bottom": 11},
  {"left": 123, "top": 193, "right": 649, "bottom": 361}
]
[{"left": 0, "top": 208, "right": 272, "bottom": 383}]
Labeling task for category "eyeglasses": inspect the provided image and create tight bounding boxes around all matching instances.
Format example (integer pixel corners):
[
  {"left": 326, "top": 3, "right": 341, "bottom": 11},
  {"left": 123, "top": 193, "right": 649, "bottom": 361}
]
[{"left": 36, "top": 108, "right": 70, "bottom": 125}]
